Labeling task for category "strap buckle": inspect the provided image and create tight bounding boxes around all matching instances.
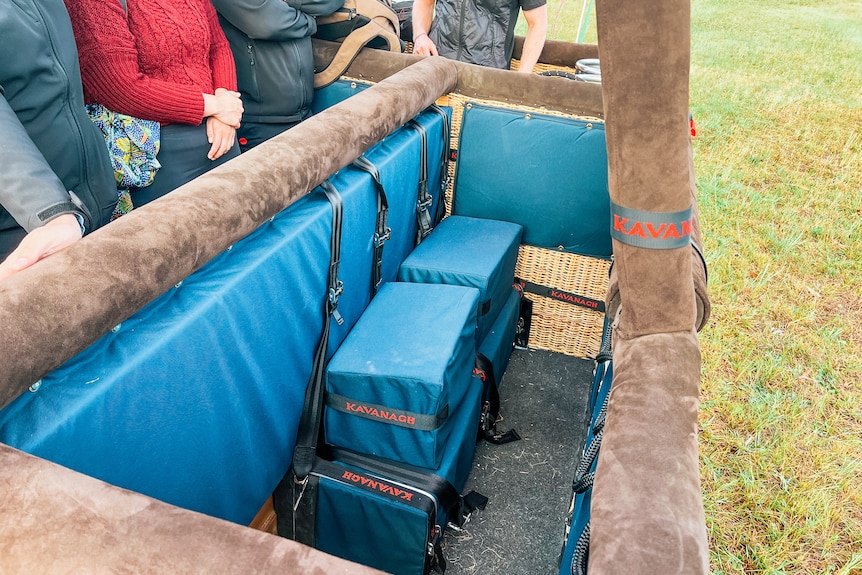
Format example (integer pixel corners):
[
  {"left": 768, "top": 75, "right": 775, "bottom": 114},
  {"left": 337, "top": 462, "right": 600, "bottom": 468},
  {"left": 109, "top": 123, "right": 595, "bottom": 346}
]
[{"left": 373, "top": 226, "right": 391, "bottom": 247}]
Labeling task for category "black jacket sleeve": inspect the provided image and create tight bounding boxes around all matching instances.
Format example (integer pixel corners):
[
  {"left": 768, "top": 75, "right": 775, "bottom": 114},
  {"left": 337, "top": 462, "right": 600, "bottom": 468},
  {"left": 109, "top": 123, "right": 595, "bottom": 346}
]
[
  {"left": 212, "top": 0, "right": 342, "bottom": 41},
  {"left": 0, "top": 88, "right": 80, "bottom": 232}
]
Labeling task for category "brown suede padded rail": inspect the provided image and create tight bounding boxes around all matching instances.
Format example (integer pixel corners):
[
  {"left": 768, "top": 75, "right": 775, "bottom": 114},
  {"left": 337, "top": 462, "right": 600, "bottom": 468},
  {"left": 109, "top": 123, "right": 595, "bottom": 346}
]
[
  {"left": 589, "top": 0, "right": 710, "bottom": 572},
  {"left": 0, "top": 443, "right": 386, "bottom": 575},
  {"left": 0, "top": 55, "right": 457, "bottom": 406}
]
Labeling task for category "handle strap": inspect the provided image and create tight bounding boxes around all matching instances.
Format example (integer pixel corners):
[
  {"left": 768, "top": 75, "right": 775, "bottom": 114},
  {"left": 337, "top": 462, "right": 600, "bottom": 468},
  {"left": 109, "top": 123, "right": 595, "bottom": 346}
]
[
  {"left": 292, "top": 181, "right": 344, "bottom": 481},
  {"left": 352, "top": 154, "right": 390, "bottom": 296}
]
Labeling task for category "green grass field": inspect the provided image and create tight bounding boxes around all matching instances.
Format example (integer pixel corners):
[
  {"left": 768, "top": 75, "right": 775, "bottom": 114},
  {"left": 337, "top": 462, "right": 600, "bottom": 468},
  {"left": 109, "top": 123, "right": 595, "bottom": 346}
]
[{"left": 527, "top": 1, "right": 862, "bottom": 573}]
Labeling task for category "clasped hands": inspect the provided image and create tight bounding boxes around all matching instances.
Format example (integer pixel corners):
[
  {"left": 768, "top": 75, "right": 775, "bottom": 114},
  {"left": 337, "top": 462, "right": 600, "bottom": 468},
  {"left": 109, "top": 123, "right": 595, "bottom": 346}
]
[{"left": 204, "top": 87, "right": 244, "bottom": 160}]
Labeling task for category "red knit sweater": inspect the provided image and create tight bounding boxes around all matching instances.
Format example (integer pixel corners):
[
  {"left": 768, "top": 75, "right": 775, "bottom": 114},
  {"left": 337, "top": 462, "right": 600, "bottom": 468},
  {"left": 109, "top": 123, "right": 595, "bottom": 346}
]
[{"left": 64, "top": 0, "right": 237, "bottom": 125}]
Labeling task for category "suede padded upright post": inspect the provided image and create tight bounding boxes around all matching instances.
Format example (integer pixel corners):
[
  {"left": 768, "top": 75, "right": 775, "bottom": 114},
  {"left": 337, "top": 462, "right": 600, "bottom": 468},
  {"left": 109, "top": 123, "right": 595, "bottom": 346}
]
[{"left": 589, "top": 0, "right": 710, "bottom": 573}]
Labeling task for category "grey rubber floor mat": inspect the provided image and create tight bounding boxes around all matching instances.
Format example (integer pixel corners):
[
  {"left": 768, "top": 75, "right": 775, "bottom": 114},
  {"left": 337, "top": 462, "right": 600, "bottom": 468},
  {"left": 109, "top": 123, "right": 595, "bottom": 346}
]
[{"left": 443, "top": 347, "right": 593, "bottom": 575}]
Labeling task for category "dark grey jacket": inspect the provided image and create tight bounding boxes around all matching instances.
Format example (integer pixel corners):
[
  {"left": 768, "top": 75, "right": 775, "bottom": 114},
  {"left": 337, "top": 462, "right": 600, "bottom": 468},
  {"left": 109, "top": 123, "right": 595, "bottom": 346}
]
[
  {"left": 430, "top": 0, "right": 545, "bottom": 69},
  {"left": 0, "top": 0, "right": 116, "bottom": 236},
  {"left": 212, "top": 0, "right": 345, "bottom": 125}
]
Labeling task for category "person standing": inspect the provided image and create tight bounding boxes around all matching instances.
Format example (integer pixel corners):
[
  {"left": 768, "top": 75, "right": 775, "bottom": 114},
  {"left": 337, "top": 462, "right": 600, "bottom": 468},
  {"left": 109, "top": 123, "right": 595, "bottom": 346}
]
[
  {"left": 211, "top": 0, "right": 345, "bottom": 152},
  {"left": 411, "top": 0, "right": 548, "bottom": 74},
  {"left": 63, "top": 0, "right": 244, "bottom": 207},
  {"left": 0, "top": 0, "right": 118, "bottom": 280}
]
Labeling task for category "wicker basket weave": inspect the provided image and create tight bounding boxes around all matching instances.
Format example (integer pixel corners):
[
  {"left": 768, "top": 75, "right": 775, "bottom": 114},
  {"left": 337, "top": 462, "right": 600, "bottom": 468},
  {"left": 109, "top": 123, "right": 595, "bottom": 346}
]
[{"left": 515, "top": 245, "right": 610, "bottom": 358}]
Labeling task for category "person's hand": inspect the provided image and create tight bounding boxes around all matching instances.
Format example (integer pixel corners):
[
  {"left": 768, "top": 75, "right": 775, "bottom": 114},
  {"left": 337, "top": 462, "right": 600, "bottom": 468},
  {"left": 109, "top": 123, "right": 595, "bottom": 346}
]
[
  {"left": 203, "top": 88, "right": 243, "bottom": 129},
  {"left": 206, "top": 117, "right": 237, "bottom": 161},
  {"left": 0, "top": 214, "right": 83, "bottom": 282},
  {"left": 412, "top": 33, "right": 438, "bottom": 57}
]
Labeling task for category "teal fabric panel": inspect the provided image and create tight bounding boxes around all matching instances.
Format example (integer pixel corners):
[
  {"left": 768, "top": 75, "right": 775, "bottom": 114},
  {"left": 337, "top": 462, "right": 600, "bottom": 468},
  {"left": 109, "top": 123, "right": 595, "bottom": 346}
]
[
  {"left": 316, "top": 474, "right": 432, "bottom": 575},
  {"left": 428, "top": 369, "right": 482, "bottom": 490},
  {"left": 0, "top": 86, "right": 452, "bottom": 527},
  {"left": 325, "top": 282, "right": 479, "bottom": 469},
  {"left": 452, "top": 103, "right": 612, "bottom": 257},
  {"left": 397, "top": 215, "right": 522, "bottom": 343},
  {"left": 311, "top": 79, "right": 371, "bottom": 113},
  {"left": 0, "top": 192, "right": 334, "bottom": 525},
  {"left": 478, "top": 286, "right": 521, "bottom": 383}
]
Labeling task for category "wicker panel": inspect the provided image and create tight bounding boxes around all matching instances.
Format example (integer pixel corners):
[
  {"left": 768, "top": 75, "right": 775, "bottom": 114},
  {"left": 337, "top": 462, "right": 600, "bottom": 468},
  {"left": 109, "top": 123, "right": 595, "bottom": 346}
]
[
  {"left": 515, "top": 245, "right": 611, "bottom": 358},
  {"left": 511, "top": 59, "right": 580, "bottom": 77}
]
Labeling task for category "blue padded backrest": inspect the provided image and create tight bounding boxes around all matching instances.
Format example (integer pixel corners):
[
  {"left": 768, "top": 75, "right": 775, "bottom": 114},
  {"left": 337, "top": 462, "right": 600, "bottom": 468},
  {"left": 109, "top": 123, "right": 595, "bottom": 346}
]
[
  {"left": 0, "top": 108, "right": 448, "bottom": 526},
  {"left": 312, "top": 79, "right": 371, "bottom": 114},
  {"left": 452, "top": 103, "right": 612, "bottom": 258},
  {"left": 0, "top": 193, "right": 333, "bottom": 525}
]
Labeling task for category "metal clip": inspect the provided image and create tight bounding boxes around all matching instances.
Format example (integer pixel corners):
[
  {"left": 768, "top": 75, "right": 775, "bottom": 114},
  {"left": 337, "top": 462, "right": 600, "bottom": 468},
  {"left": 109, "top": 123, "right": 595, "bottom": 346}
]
[{"left": 373, "top": 227, "right": 392, "bottom": 247}]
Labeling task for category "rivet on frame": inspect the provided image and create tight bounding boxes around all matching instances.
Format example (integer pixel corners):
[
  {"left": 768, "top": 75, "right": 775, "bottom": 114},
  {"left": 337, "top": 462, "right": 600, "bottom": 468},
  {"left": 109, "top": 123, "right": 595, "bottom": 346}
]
[
  {"left": 466, "top": 103, "right": 473, "bottom": 109},
  {"left": 525, "top": 113, "right": 532, "bottom": 120},
  {"left": 586, "top": 123, "right": 593, "bottom": 129},
  {"left": 351, "top": 82, "right": 357, "bottom": 89}
]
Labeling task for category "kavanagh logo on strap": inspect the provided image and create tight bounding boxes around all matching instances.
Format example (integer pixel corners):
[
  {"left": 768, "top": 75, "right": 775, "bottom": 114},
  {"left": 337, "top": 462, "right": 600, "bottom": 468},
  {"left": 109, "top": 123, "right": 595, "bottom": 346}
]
[
  {"left": 341, "top": 471, "right": 415, "bottom": 501},
  {"left": 610, "top": 202, "right": 693, "bottom": 249},
  {"left": 345, "top": 402, "right": 417, "bottom": 426},
  {"left": 549, "top": 290, "right": 601, "bottom": 309}
]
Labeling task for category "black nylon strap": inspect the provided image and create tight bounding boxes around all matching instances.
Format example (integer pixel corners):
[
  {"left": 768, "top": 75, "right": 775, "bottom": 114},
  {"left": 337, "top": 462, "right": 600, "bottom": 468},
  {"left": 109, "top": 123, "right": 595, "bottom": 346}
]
[
  {"left": 291, "top": 473, "right": 319, "bottom": 545},
  {"left": 474, "top": 353, "right": 521, "bottom": 445},
  {"left": 291, "top": 181, "right": 344, "bottom": 481},
  {"left": 407, "top": 119, "right": 433, "bottom": 243},
  {"left": 426, "top": 104, "right": 451, "bottom": 225},
  {"left": 325, "top": 392, "right": 449, "bottom": 431},
  {"left": 352, "top": 155, "right": 390, "bottom": 296},
  {"left": 516, "top": 279, "right": 606, "bottom": 313}
]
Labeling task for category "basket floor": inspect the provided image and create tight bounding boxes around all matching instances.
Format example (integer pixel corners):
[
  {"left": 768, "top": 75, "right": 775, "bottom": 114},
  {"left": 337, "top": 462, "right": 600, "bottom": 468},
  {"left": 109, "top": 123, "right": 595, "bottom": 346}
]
[{"left": 443, "top": 348, "right": 593, "bottom": 574}]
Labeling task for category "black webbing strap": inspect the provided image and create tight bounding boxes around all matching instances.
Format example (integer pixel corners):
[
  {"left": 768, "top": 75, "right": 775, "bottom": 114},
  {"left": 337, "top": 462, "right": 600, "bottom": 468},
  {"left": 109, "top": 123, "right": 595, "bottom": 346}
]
[
  {"left": 513, "top": 282, "right": 532, "bottom": 349},
  {"left": 426, "top": 104, "right": 451, "bottom": 225},
  {"left": 407, "top": 119, "right": 433, "bottom": 243},
  {"left": 516, "top": 279, "right": 606, "bottom": 314},
  {"left": 352, "top": 154, "right": 390, "bottom": 297},
  {"left": 328, "top": 446, "right": 488, "bottom": 529},
  {"left": 291, "top": 181, "right": 344, "bottom": 482},
  {"left": 474, "top": 353, "right": 521, "bottom": 445}
]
